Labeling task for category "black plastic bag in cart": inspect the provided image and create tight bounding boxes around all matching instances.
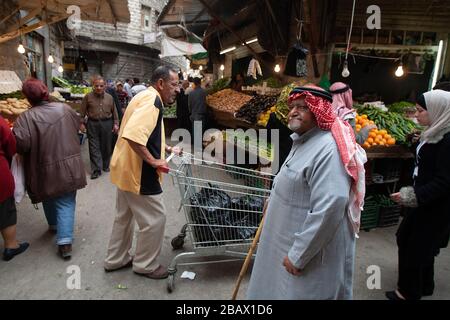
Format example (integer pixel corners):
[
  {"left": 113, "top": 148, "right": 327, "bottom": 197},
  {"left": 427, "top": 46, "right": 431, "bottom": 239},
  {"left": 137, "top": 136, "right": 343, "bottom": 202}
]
[
  {"left": 228, "top": 195, "right": 265, "bottom": 240},
  {"left": 189, "top": 185, "right": 234, "bottom": 245}
]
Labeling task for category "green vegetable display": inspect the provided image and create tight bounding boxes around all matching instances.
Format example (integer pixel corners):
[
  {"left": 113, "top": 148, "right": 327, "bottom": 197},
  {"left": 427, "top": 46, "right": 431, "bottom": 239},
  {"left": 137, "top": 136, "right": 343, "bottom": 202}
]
[
  {"left": 163, "top": 104, "right": 177, "bottom": 118},
  {"left": 208, "top": 77, "right": 231, "bottom": 95},
  {"left": 386, "top": 101, "right": 416, "bottom": 114},
  {"left": 275, "top": 83, "right": 296, "bottom": 125},
  {"left": 52, "top": 76, "right": 71, "bottom": 88},
  {"left": 256, "top": 77, "right": 283, "bottom": 88},
  {"left": 355, "top": 105, "right": 420, "bottom": 144},
  {"left": 0, "top": 91, "right": 24, "bottom": 100}
]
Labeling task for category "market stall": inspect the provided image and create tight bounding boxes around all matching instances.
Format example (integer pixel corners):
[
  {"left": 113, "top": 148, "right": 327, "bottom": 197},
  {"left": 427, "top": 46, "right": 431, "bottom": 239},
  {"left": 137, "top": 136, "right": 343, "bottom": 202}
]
[{"left": 0, "top": 70, "right": 31, "bottom": 126}]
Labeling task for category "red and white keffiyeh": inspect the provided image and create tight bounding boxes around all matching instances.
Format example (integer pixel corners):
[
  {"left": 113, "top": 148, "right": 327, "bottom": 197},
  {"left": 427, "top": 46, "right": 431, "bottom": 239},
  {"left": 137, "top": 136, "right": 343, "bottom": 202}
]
[{"left": 288, "top": 90, "right": 367, "bottom": 234}]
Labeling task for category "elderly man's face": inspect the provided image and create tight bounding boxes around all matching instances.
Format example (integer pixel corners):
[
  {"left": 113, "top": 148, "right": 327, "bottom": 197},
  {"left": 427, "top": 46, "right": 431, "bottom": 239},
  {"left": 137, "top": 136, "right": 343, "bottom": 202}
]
[
  {"left": 287, "top": 97, "right": 317, "bottom": 134},
  {"left": 93, "top": 79, "right": 106, "bottom": 95},
  {"left": 156, "top": 71, "right": 180, "bottom": 105}
]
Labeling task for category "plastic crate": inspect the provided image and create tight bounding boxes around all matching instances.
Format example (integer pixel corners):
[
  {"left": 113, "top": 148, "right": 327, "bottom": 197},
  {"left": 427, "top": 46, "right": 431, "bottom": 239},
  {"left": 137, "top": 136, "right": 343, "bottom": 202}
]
[
  {"left": 378, "top": 204, "right": 401, "bottom": 227},
  {"left": 372, "top": 158, "right": 402, "bottom": 182},
  {"left": 361, "top": 197, "right": 380, "bottom": 231}
]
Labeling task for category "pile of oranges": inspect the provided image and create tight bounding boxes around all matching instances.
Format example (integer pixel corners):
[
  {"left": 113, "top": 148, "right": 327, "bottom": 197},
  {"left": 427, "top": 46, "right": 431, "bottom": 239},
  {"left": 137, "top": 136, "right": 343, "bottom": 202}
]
[{"left": 356, "top": 114, "right": 396, "bottom": 149}]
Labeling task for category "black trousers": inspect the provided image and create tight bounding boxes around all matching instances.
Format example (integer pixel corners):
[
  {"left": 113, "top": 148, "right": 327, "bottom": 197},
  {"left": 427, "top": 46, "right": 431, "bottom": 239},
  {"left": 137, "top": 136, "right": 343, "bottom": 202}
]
[
  {"left": 396, "top": 211, "right": 440, "bottom": 299},
  {"left": 87, "top": 118, "right": 113, "bottom": 173}
]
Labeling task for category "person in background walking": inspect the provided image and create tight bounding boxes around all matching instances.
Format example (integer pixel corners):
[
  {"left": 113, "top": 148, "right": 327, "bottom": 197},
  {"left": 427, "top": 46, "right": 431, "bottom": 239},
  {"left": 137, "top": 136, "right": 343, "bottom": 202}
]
[
  {"left": 330, "top": 82, "right": 377, "bottom": 145},
  {"left": 115, "top": 81, "right": 130, "bottom": 115},
  {"left": 80, "top": 76, "right": 119, "bottom": 179},
  {"left": 0, "top": 115, "right": 29, "bottom": 261},
  {"left": 131, "top": 78, "right": 147, "bottom": 97},
  {"left": 176, "top": 80, "right": 191, "bottom": 132},
  {"left": 124, "top": 78, "right": 134, "bottom": 98},
  {"left": 13, "top": 78, "right": 86, "bottom": 260}
]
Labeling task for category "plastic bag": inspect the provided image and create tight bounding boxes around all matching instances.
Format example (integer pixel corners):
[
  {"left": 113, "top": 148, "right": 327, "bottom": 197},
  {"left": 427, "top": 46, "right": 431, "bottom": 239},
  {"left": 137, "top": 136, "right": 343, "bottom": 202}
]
[
  {"left": 11, "top": 154, "right": 25, "bottom": 203},
  {"left": 229, "top": 195, "right": 265, "bottom": 239},
  {"left": 189, "top": 184, "right": 233, "bottom": 244}
]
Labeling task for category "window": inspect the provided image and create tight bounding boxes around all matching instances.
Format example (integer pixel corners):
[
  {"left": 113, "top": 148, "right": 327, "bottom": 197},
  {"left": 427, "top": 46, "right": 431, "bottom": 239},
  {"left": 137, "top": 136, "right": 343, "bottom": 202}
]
[{"left": 141, "top": 5, "right": 152, "bottom": 30}]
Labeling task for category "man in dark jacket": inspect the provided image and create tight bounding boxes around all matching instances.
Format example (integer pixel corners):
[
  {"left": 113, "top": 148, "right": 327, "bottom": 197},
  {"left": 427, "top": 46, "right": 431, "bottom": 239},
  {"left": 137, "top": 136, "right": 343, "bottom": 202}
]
[
  {"left": 188, "top": 77, "right": 207, "bottom": 143},
  {"left": 13, "top": 78, "right": 87, "bottom": 260}
]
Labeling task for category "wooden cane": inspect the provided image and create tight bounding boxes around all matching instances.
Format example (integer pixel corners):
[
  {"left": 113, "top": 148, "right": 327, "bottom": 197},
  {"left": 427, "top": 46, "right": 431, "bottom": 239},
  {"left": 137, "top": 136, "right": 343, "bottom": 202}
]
[{"left": 231, "top": 202, "right": 268, "bottom": 300}]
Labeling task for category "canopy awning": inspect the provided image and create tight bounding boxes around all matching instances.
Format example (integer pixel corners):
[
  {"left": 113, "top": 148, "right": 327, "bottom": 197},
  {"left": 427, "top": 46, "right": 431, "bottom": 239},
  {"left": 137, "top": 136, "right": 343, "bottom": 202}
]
[{"left": 0, "top": 0, "right": 130, "bottom": 43}]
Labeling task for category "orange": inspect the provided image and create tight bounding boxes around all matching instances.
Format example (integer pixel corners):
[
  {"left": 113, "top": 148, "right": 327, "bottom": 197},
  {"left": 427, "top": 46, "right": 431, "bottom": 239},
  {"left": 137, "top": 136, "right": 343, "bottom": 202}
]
[
  {"left": 379, "top": 129, "right": 387, "bottom": 135},
  {"left": 387, "top": 138, "right": 396, "bottom": 145},
  {"left": 369, "top": 132, "right": 377, "bottom": 138},
  {"left": 363, "top": 142, "right": 370, "bottom": 149},
  {"left": 376, "top": 135, "right": 383, "bottom": 141},
  {"left": 379, "top": 141, "right": 385, "bottom": 146},
  {"left": 367, "top": 137, "right": 374, "bottom": 144}
]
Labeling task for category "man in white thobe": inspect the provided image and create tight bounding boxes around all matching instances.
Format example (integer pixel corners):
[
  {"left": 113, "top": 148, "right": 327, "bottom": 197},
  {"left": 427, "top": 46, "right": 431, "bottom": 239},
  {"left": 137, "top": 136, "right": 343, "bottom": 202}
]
[{"left": 247, "top": 85, "right": 366, "bottom": 300}]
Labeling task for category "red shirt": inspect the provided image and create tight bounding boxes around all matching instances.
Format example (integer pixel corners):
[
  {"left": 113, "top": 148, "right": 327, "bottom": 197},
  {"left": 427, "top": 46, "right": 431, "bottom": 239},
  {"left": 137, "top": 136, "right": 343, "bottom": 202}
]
[{"left": 0, "top": 116, "right": 16, "bottom": 203}]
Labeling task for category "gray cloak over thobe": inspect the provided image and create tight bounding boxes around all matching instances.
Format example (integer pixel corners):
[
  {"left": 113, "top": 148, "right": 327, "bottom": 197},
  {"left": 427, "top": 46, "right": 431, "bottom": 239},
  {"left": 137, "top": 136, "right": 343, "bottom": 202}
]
[{"left": 247, "top": 127, "right": 355, "bottom": 300}]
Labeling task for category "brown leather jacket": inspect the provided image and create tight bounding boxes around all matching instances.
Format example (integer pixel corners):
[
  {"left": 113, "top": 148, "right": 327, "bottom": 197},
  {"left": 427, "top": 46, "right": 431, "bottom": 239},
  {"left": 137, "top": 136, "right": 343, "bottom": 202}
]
[{"left": 13, "top": 102, "right": 87, "bottom": 203}]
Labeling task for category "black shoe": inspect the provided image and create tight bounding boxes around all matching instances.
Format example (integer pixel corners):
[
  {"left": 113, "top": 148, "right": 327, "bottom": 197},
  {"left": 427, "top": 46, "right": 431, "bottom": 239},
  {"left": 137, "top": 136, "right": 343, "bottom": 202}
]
[
  {"left": 91, "top": 171, "right": 101, "bottom": 179},
  {"left": 3, "top": 242, "right": 30, "bottom": 261},
  {"left": 385, "top": 290, "right": 405, "bottom": 300},
  {"left": 103, "top": 167, "right": 110, "bottom": 172},
  {"left": 58, "top": 244, "right": 72, "bottom": 260}
]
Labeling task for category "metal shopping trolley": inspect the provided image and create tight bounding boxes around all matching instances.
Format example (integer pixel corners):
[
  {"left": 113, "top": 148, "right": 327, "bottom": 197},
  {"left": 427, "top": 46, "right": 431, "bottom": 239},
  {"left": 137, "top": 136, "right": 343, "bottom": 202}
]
[{"left": 166, "top": 152, "right": 274, "bottom": 293}]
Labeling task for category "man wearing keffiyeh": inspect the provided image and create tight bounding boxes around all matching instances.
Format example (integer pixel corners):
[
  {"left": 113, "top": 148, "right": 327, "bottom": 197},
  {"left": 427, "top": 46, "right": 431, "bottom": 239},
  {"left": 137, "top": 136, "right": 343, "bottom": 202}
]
[{"left": 247, "top": 85, "right": 367, "bottom": 300}]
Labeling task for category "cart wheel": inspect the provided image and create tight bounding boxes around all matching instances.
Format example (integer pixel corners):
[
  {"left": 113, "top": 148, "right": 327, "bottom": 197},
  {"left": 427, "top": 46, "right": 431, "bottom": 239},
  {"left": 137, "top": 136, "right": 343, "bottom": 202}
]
[
  {"left": 167, "top": 274, "right": 175, "bottom": 293},
  {"left": 171, "top": 235, "right": 185, "bottom": 250}
]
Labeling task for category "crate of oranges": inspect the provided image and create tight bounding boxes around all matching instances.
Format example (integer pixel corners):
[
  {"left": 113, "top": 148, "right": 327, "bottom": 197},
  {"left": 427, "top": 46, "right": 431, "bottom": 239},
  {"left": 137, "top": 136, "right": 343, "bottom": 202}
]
[{"left": 355, "top": 114, "right": 396, "bottom": 149}]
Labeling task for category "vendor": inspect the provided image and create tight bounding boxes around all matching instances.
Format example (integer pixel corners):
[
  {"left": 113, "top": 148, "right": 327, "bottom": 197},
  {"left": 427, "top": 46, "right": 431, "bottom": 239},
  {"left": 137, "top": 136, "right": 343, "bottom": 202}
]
[{"left": 330, "top": 82, "right": 376, "bottom": 145}]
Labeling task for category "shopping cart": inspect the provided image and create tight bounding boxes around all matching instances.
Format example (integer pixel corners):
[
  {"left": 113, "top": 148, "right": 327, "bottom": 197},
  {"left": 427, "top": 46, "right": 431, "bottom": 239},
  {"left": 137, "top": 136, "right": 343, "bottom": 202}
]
[{"left": 166, "top": 152, "right": 274, "bottom": 293}]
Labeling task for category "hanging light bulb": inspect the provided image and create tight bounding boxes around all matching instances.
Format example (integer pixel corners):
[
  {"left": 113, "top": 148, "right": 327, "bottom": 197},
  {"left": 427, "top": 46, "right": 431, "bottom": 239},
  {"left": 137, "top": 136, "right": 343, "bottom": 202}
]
[
  {"left": 58, "top": 65, "right": 64, "bottom": 73},
  {"left": 395, "top": 62, "right": 404, "bottom": 77},
  {"left": 220, "top": 64, "right": 225, "bottom": 71},
  {"left": 274, "top": 64, "right": 281, "bottom": 73},
  {"left": 48, "top": 54, "right": 54, "bottom": 64},
  {"left": 199, "top": 65, "right": 203, "bottom": 71},
  {"left": 341, "top": 60, "right": 350, "bottom": 78},
  {"left": 17, "top": 44, "right": 25, "bottom": 54}
]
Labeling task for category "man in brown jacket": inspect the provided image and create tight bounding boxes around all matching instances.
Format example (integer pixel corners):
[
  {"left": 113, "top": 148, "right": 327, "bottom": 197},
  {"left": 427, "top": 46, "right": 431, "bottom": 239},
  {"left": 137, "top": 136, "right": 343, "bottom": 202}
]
[
  {"left": 13, "top": 78, "right": 87, "bottom": 260},
  {"left": 80, "top": 76, "right": 119, "bottom": 179}
]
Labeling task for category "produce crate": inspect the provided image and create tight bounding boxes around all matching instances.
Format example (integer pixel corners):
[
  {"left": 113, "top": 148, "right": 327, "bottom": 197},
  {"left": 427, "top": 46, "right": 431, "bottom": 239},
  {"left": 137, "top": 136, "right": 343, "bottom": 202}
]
[
  {"left": 371, "top": 158, "right": 402, "bottom": 183},
  {"left": 378, "top": 204, "right": 401, "bottom": 227},
  {"left": 361, "top": 196, "right": 380, "bottom": 231}
]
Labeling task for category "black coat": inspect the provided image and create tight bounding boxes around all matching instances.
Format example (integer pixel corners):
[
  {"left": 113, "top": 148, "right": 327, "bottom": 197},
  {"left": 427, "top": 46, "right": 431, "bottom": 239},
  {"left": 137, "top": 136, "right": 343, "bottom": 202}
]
[{"left": 397, "top": 133, "right": 450, "bottom": 258}]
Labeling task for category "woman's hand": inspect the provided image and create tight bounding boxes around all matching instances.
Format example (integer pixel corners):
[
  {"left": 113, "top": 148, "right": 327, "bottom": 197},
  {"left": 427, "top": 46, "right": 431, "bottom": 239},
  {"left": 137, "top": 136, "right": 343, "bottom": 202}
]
[{"left": 390, "top": 192, "right": 402, "bottom": 204}]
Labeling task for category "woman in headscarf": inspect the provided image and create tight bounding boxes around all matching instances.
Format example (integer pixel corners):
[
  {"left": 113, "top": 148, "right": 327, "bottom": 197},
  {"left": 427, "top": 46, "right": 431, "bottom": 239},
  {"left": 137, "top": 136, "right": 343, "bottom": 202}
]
[
  {"left": 330, "top": 82, "right": 376, "bottom": 145},
  {"left": 247, "top": 85, "right": 367, "bottom": 299},
  {"left": 388, "top": 89, "right": 450, "bottom": 300},
  {"left": 13, "top": 78, "right": 87, "bottom": 260}
]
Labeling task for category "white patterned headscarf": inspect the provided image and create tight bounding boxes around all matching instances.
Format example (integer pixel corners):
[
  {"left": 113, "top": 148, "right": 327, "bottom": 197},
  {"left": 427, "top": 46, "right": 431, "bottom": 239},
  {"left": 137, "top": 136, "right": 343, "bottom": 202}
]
[{"left": 421, "top": 90, "right": 450, "bottom": 144}]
